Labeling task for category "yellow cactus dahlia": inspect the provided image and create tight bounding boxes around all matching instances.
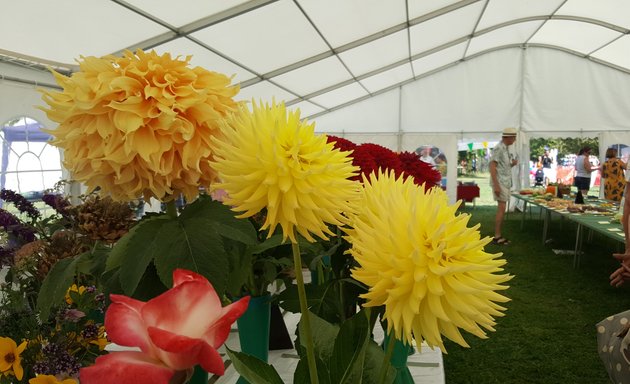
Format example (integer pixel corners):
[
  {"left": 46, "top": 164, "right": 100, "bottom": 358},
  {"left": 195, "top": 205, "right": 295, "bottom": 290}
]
[
  {"left": 40, "top": 49, "right": 240, "bottom": 202},
  {"left": 211, "top": 100, "right": 360, "bottom": 243},
  {"left": 348, "top": 170, "right": 512, "bottom": 351}
]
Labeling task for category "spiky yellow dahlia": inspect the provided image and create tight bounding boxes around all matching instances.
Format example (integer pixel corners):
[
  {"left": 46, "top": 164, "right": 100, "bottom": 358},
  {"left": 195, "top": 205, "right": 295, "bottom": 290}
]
[
  {"left": 40, "top": 49, "right": 240, "bottom": 202},
  {"left": 211, "top": 100, "right": 360, "bottom": 243},
  {"left": 348, "top": 170, "right": 512, "bottom": 351}
]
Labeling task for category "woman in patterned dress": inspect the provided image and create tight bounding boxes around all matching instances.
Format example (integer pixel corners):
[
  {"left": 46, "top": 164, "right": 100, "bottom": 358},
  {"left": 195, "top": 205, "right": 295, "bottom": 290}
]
[{"left": 601, "top": 147, "right": 627, "bottom": 202}]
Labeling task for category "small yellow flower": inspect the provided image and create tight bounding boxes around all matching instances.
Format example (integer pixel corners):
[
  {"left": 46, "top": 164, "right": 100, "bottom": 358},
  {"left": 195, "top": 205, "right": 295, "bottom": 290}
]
[
  {"left": 29, "top": 374, "right": 77, "bottom": 384},
  {"left": 64, "top": 284, "right": 86, "bottom": 305},
  {"left": 347, "top": 171, "right": 512, "bottom": 351},
  {"left": 89, "top": 326, "right": 109, "bottom": 351},
  {"left": 40, "top": 49, "right": 240, "bottom": 202},
  {"left": 211, "top": 100, "right": 360, "bottom": 243},
  {"left": 0, "top": 337, "right": 27, "bottom": 380}
]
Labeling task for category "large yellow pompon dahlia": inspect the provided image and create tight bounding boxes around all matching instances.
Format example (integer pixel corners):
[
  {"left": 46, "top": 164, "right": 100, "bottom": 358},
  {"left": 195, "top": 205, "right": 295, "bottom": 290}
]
[
  {"left": 39, "top": 49, "right": 240, "bottom": 202},
  {"left": 211, "top": 100, "right": 360, "bottom": 243},
  {"left": 348, "top": 170, "right": 512, "bottom": 351}
]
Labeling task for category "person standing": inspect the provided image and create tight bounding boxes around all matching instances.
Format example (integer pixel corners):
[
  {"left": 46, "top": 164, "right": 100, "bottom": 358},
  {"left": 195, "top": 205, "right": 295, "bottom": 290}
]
[
  {"left": 601, "top": 147, "right": 627, "bottom": 202},
  {"left": 489, "top": 127, "right": 518, "bottom": 245},
  {"left": 574, "top": 146, "right": 600, "bottom": 196},
  {"left": 541, "top": 149, "right": 554, "bottom": 185}
]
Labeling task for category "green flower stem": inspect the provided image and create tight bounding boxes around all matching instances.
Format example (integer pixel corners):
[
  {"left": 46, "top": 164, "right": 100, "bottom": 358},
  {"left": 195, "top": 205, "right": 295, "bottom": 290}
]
[
  {"left": 292, "top": 241, "right": 319, "bottom": 384},
  {"left": 165, "top": 200, "right": 178, "bottom": 219},
  {"left": 378, "top": 329, "right": 396, "bottom": 384}
]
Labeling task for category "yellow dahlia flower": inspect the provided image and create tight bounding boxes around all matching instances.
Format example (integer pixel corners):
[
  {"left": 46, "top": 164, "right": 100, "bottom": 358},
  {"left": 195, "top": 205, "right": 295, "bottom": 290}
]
[
  {"left": 29, "top": 375, "right": 77, "bottom": 384},
  {"left": 40, "top": 49, "right": 240, "bottom": 202},
  {"left": 211, "top": 100, "right": 360, "bottom": 243},
  {"left": 348, "top": 171, "right": 512, "bottom": 351}
]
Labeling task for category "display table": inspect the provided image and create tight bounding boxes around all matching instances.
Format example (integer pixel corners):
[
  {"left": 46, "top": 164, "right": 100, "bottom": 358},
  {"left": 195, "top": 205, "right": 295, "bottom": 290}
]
[{"left": 457, "top": 184, "right": 480, "bottom": 207}]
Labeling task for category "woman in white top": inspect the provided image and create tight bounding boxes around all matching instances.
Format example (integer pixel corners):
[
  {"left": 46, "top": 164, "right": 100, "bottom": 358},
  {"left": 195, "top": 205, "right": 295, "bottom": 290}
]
[{"left": 574, "top": 146, "right": 600, "bottom": 196}]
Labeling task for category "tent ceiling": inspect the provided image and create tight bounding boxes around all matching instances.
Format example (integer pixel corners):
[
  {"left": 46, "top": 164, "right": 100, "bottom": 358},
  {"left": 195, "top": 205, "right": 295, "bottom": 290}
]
[{"left": 2, "top": 0, "right": 630, "bottom": 120}]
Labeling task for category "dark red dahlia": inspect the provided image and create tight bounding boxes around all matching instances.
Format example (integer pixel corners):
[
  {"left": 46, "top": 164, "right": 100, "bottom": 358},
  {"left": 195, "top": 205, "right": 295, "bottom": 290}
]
[
  {"left": 326, "top": 135, "right": 357, "bottom": 153},
  {"left": 398, "top": 151, "right": 442, "bottom": 189}
]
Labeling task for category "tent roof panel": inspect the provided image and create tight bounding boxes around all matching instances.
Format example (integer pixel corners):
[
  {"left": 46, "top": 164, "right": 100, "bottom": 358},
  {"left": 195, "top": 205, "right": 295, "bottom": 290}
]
[
  {"left": 591, "top": 35, "right": 630, "bottom": 70},
  {"left": 467, "top": 21, "right": 544, "bottom": 56},
  {"left": 558, "top": 0, "right": 630, "bottom": 30},
  {"left": 152, "top": 38, "right": 256, "bottom": 83},
  {"left": 308, "top": 82, "right": 368, "bottom": 109},
  {"left": 271, "top": 56, "right": 352, "bottom": 96},
  {"left": 190, "top": 0, "right": 329, "bottom": 74},
  {"left": 3, "top": 0, "right": 630, "bottom": 123},
  {"left": 477, "top": 0, "right": 564, "bottom": 30},
  {"left": 0, "top": 0, "right": 167, "bottom": 64},
  {"left": 337, "top": 30, "right": 409, "bottom": 76},
  {"left": 412, "top": 42, "right": 467, "bottom": 76},
  {"left": 297, "top": 0, "right": 406, "bottom": 48},
  {"left": 288, "top": 100, "right": 325, "bottom": 118},
  {"left": 409, "top": 2, "right": 485, "bottom": 55},
  {"left": 529, "top": 20, "right": 622, "bottom": 55},
  {"left": 124, "top": 0, "right": 251, "bottom": 27},
  {"left": 236, "top": 80, "right": 296, "bottom": 104},
  {"left": 359, "top": 63, "right": 414, "bottom": 93}
]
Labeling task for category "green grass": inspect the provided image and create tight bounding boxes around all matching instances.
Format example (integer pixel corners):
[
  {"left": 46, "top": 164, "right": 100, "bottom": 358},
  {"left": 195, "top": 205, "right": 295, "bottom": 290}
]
[{"left": 441, "top": 197, "right": 630, "bottom": 383}]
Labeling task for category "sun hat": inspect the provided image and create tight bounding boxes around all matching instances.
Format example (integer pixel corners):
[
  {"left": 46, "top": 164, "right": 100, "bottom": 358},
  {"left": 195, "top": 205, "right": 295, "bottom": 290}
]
[{"left": 502, "top": 127, "right": 517, "bottom": 137}]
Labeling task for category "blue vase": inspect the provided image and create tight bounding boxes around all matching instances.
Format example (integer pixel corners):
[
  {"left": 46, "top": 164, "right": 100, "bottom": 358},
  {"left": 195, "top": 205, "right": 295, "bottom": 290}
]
[{"left": 236, "top": 295, "right": 271, "bottom": 384}]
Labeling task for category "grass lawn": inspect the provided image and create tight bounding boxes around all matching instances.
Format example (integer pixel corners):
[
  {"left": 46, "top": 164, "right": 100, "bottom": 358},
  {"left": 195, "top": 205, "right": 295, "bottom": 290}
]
[{"left": 442, "top": 174, "right": 629, "bottom": 383}]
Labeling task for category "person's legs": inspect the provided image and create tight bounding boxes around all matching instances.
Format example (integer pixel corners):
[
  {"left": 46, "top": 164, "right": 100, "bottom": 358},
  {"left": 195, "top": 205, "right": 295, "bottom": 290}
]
[{"left": 494, "top": 200, "right": 507, "bottom": 239}]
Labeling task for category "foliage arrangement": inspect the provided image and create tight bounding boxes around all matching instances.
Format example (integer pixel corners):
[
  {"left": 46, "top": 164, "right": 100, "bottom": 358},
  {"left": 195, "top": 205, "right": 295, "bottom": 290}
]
[
  {"left": 0, "top": 187, "right": 137, "bottom": 383},
  {"left": 24, "top": 49, "right": 515, "bottom": 384}
]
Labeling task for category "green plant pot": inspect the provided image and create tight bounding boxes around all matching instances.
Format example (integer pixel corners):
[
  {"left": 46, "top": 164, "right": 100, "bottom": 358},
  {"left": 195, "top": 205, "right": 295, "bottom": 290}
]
[
  {"left": 236, "top": 294, "right": 271, "bottom": 384},
  {"left": 187, "top": 365, "right": 208, "bottom": 384},
  {"left": 383, "top": 333, "right": 415, "bottom": 384}
]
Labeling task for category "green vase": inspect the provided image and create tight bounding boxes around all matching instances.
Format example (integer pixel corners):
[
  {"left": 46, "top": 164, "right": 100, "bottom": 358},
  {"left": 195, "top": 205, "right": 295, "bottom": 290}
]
[
  {"left": 383, "top": 333, "right": 415, "bottom": 384},
  {"left": 236, "top": 295, "right": 271, "bottom": 384},
  {"left": 187, "top": 365, "right": 208, "bottom": 384}
]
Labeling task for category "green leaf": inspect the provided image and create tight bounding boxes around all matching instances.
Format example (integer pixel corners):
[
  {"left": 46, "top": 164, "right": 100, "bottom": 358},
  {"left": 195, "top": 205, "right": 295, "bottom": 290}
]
[
  {"left": 277, "top": 283, "right": 334, "bottom": 314},
  {"left": 180, "top": 196, "right": 257, "bottom": 245},
  {"left": 152, "top": 217, "right": 229, "bottom": 294},
  {"left": 226, "top": 347, "right": 284, "bottom": 384},
  {"left": 329, "top": 311, "right": 371, "bottom": 384},
  {"left": 294, "top": 354, "right": 332, "bottom": 384},
  {"left": 249, "top": 234, "right": 286, "bottom": 254},
  {"left": 107, "top": 216, "right": 172, "bottom": 295},
  {"left": 75, "top": 246, "right": 110, "bottom": 277},
  {"left": 298, "top": 311, "right": 339, "bottom": 363},
  {"left": 362, "top": 341, "right": 396, "bottom": 384},
  {"left": 36, "top": 256, "right": 81, "bottom": 320},
  {"left": 106, "top": 215, "right": 169, "bottom": 272}
]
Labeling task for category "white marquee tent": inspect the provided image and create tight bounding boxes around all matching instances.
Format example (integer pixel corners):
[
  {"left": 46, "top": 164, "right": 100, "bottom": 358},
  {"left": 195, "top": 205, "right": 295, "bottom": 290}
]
[{"left": 2, "top": 0, "right": 630, "bottom": 202}]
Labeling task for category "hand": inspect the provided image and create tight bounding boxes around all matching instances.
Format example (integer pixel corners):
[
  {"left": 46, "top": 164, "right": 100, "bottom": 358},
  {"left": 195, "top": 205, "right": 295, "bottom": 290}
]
[{"left": 610, "top": 251, "right": 630, "bottom": 287}]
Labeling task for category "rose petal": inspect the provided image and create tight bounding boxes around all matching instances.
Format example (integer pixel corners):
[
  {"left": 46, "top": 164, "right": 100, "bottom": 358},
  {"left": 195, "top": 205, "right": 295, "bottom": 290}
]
[
  {"left": 205, "top": 296, "right": 250, "bottom": 348},
  {"left": 141, "top": 279, "right": 221, "bottom": 338},
  {"left": 79, "top": 351, "right": 175, "bottom": 384},
  {"left": 172, "top": 269, "right": 206, "bottom": 287},
  {"left": 105, "top": 295, "right": 152, "bottom": 352},
  {"left": 147, "top": 327, "right": 225, "bottom": 375}
]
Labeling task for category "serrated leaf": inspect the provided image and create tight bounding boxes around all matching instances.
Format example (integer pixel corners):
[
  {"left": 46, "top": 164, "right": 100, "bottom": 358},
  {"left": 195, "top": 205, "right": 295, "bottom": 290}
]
[
  {"left": 36, "top": 255, "right": 81, "bottom": 320},
  {"left": 180, "top": 196, "right": 257, "bottom": 244},
  {"left": 330, "top": 311, "right": 370, "bottom": 384},
  {"left": 249, "top": 234, "right": 286, "bottom": 254},
  {"left": 107, "top": 216, "right": 172, "bottom": 295},
  {"left": 226, "top": 347, "right": 284, "bottom": 384},
  {"left": 106, "top": 215, "right": 170, "bottom": 272},
  {"left": 152, "top": 217, "right": 229, "bottom": 295}
]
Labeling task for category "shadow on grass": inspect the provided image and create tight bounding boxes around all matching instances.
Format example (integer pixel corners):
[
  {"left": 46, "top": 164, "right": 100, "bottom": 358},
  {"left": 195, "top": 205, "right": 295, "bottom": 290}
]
[{"left": 442, "top": 206, "right": 630, "bottom": 384}]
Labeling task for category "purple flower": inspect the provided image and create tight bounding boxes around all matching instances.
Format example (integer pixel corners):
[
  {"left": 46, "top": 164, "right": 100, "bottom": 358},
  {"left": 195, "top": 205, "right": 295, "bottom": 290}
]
[{"left": 0, "top": 189, "right": 40, "bottom": 220}]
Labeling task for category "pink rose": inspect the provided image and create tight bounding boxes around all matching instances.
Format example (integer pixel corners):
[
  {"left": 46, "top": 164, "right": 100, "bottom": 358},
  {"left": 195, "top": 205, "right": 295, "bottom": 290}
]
[{"left": 80, "top": 269, "right": 249, "bottom": 383}]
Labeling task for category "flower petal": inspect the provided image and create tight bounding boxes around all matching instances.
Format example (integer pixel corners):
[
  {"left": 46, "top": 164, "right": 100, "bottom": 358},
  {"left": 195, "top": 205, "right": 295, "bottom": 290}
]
[
  {"left": 105, "top": 294, "right": 152, "bottom": 351},
  {"left": 147, "top": 327, "right": 225, "bottom": 375},
  {"left": 205, "top": 296, "right": 250, "bottom": 348},
  {"left": 79, "top": 351, "right": 175, "bottom": 384},
  {"left": 141, "top": 278, "right": 222, "bottom": 339}
]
